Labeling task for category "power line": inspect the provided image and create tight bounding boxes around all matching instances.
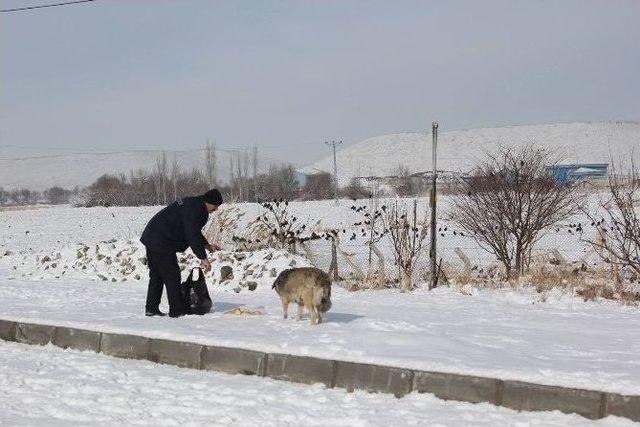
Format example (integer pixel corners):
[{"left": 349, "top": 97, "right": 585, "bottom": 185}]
[{"left": 1, "top": 0, "right": 97, "bottom": 13}]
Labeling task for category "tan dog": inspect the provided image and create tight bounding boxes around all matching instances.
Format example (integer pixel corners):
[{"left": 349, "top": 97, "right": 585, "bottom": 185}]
[{"left": 272, "top": 267, "right": 332, "bottom": 325}]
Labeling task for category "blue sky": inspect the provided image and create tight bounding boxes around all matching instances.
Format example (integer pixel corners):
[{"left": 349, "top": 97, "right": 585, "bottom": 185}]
[{"left": 1, "top": 0, "right": 639, "bottom": 163}]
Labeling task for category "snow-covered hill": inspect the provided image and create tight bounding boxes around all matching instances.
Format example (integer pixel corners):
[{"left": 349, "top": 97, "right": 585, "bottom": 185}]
[{"left": 302, "top": 121, "right": 640, "bottom": 186}]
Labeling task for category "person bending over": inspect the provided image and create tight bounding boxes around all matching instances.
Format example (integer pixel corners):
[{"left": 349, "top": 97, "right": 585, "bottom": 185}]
[{"left": 140, "top": 189, "right": 222, "bottom": 317}]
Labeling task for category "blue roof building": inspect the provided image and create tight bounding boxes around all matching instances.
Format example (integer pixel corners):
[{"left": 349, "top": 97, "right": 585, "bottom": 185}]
[{"left": 545, "top": 163, "right": 608, "bottom": 186}]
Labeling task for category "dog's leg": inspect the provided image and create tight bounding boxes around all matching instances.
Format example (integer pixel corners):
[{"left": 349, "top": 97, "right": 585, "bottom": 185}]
[
  {"left": 296, "top": 303, "right": 303, "bottom": 321},
  {"left": 304, "top": 299, "right": 317, "bottom": 325},
  {"left": 282, "top": 299, "right": 289, "bottom": 319}
]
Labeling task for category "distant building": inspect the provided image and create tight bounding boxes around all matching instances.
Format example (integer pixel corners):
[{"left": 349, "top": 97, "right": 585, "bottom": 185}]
[
  {"left": 293, "top": 171, "right": 310, "bottom": 187},
  {"left": 546, "top": 163, "right": 608, "bottom": 186}
]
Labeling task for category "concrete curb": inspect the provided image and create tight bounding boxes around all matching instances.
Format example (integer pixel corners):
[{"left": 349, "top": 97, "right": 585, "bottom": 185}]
[
  {"left": 335, "top": 361, "right": 414, "bottom": 397},
  {"left": 606, "top": 393, "right": 640, "bottom": 421},
  {"left": 100, "top": 332, "right": 150, "bottom": 360},
  {"left": 53, "top": 327, "right": 101, "bottom": 352},
  {"left": 15, "top": 322, "right": 56, "bottom": 346},
  {"left": 149, "top": 339, "right": 203, "bottom": 369},
  {"left": 267, "top": 354, "right": 336, "bottom": 387},
  {"left": 501, "top": 380, "right": 605, "bottom": 420},
  {"left": 0, "top": 319, "right": 638, "bottom": 422},
  {"left": 0, "top": 320, "right": 16, "bottom": 342},
  {"left": 413, "top": 370, "right": 503, "bottom": 405},
  {"left": 202, "top": 346, "right": 267, "bottom": 376}
]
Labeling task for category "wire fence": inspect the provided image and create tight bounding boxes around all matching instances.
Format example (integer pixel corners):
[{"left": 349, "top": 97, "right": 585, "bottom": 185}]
[{"left": 308, "top": 230, "right": 596, "bottom": 281}]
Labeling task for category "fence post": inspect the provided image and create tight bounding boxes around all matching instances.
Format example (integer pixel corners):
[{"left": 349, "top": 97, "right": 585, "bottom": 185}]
[
  {"left": 454, "top": 247, "right": 471, "bottom": 274},
  {"left": 329, "top": 237, "right": 339, "bottom": 282},
  {"left": 429, "top": 121, "right": 439, "bottom": 290},
  {"left": 550, "top": 248, "right": 566, "bottom": 266}
]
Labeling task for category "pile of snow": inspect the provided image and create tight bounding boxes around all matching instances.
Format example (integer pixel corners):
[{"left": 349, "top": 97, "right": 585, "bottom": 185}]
[
  {"left": 1, "top": 240, "right": 311, "bottom": 294},
  {"left": 302, "top": 121, "right": 640, "bottom": 186}
]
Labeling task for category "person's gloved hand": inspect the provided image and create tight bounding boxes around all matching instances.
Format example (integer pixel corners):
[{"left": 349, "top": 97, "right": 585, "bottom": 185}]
[
  {"left": 206, "top": 244, "right": 221, "bottom": 252},
  {"left": 200, "top": 259, "right": 211, "bottom": 272}
]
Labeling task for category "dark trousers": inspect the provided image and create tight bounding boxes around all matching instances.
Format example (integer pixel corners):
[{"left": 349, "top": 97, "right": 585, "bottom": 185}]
[{"left": 145, "top": 248, "right": 186, "bottom": 316}]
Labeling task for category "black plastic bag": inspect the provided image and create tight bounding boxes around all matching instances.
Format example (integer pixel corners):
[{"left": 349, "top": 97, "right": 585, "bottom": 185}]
[{"left": 181, "top": 267, "right": 212, "bottom": 315}]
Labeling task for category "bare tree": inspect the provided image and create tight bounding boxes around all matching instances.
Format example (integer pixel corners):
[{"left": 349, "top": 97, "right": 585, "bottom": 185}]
[
  {"left": 83, "top": 166, "right": 208, "bottom": 207},
  {"left": 44, "top": 186, "right": 72, "bottom": 205},
  {"left": 11, "top": 188, "right": 41, "bottom": 205},
  {"left": 86, "top": 174, "right": 128, "bottom": 206},
  {"left": 256, "top": 164, "right": 299, "bottom": 201},
  {"left": 451, "top": 146, "right": 581, "bottom": 278},
  {"left": 392, "top": 165, "right": 421, "bottom": 196},
  {"left": 235, "top": 152, "right": 243, "bottom": 201},
  {"left": 255, "top": 199, "right": 305, "bottom": 250},
  {"left": 242, "top": 150, "right": 250, "bottom": 200},
  {"left": 229, "top": 154, "right": 236, "bottom": 200},
  {"left": 340, "top": 177, "right": 371, "bottom": 200},
  {"left": 170, "top": 154, "right": 179, "bottom": 201},
  {"left": 129, "top": 168, "right": 157, "bottom": 205},
  {"left": 154, "top": 151, "right": 168, "bottom": 205},
  {"left": 204, "top": 139, "right": 217, "bottom": 189},
  {"left": 349, "top": 198, "right": 388, "bottom": 284},
  {"left": 382, "top": 199, "right": 428, "bottom": 291},
  {"left": 252, "top": 145, "right": 259, "bottom": 202},
  {"left": 303, "top": 172, "right": 332, "bottom": 200},
  {"left": 178, "top": 168, "right": 209, "bottom": 196},
  {"left": 583, "top": 162, "right": 640, "bottom": 277}
]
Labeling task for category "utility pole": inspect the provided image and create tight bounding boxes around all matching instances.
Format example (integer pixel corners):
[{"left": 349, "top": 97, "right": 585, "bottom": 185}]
[
  {"left": 429, "top": 122, "right": 439, "bottom": 290},
  {"left": 325, "top": 140, "right": 342, "bottom": 205}
]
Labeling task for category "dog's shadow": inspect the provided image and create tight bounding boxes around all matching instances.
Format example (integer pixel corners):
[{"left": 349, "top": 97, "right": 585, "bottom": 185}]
[
  {"left": 322, "top": 312, "right": 363, "bottom": 324},
  {"left": 213, "top": 301, "right": 362, "bottom": 324}
]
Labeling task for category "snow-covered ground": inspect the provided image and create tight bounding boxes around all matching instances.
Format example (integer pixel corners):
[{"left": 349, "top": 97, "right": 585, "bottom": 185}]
[
  {"left": 0, "top": 341, "right": 633, "bottom": 427},
  {"left": 1, "top": 268, "right": 639, "bottom": 396},
  {"left": 1, "top": 203, "right": 638, "bottom": 404}
]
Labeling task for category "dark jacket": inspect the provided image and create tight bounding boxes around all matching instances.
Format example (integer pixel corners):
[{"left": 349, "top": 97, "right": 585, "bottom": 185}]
[{"left": 141, "top": 196, "right": 209, "bottom": 259}]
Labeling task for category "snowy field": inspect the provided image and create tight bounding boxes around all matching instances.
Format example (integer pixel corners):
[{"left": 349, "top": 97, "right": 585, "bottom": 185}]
[
  {"left": 2, "top": 341, "right": 632, "bottom": 427},
  {"left": 1, "top": 204, "right": 639, "bottom": 402}
]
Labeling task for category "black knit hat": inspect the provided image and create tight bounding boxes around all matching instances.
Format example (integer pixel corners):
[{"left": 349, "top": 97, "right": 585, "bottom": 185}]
[{"left": 204, "top": 189, "right": 223, "bottom": 205}]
